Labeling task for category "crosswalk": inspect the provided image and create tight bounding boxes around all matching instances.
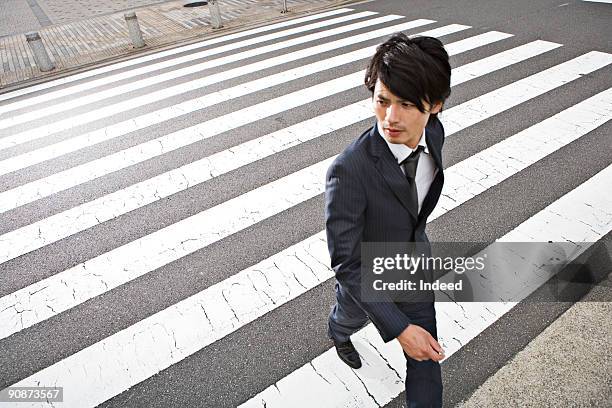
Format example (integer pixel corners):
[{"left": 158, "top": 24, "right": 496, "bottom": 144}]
[{"left": 0, "top": 6, "right": 610, "bottom": 408}]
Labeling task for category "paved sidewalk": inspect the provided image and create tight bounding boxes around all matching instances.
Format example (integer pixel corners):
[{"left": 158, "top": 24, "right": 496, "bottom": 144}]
[
  {"left": 0, "top": 0, "right": 356, "bottom": 90},
  {"left": 456, "top": 274, "right": 612, "bottom": 408},
  {"left": 0, "top": 1, "right": 171, "bottom": 33}
]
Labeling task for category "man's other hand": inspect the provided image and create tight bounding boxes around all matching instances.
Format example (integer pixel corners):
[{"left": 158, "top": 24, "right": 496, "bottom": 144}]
[{"left": 397, "top": 324, "right": 445, "bottom": 362}]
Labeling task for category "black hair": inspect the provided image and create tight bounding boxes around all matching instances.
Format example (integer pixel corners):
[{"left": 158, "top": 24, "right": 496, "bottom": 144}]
[{"left": 365, "top": 33, "right": 451, "bottom": 119}]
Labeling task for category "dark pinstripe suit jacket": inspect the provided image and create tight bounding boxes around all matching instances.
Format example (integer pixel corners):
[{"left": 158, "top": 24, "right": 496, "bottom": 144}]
[{"left": 324, "top": 117, "right": 445, "bottom": 342}]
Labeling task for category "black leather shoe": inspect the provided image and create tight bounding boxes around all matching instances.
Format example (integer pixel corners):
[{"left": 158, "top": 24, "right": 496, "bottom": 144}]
[{"left": 332, "top": 338, "right": 362, "bottom": 369}]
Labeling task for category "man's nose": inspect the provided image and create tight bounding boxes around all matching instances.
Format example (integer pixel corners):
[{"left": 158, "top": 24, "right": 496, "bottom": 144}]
[{"left": 385, "top": 104, "right": 400, "bottom": 124}]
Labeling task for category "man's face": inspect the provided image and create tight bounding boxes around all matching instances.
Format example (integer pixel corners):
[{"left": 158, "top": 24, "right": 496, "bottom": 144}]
[{"left": 372, "top": 79, "right": 442, "bottom": 148}]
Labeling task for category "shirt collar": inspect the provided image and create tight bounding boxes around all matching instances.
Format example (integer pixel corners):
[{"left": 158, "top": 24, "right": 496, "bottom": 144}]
[{"left": 377, "top": 122, "right": 429, "bottom": 164}]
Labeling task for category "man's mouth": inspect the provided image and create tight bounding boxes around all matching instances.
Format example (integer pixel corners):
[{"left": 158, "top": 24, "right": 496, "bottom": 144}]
[{"left": 385, "top": 128, "right": 403, "bottom": 136}]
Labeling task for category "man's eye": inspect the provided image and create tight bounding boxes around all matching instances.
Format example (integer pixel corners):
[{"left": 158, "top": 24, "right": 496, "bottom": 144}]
[{"left": 402, "top": 103, "right": 416, "bottom": 108}]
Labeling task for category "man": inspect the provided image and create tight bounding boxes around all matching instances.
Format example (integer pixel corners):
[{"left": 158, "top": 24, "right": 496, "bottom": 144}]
[{"left": 325, "top": 33, "right": 451, "bottom": 407}]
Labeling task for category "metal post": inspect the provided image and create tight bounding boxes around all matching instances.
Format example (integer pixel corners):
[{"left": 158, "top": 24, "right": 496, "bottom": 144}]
[
  {"left": 208, "top": 0, "right": 223, "bottom": 29},
  {"left": 281, "top": 0, "right": 288, "bottom": 13},
  {"left": 124, "top": 12, "right": 145, "bottom": 48},
  {"left": 25, "top": 32, "right": 55, "bottom": 72}
]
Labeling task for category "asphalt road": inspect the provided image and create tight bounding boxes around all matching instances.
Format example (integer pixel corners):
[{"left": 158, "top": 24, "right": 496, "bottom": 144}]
[{"left": 0, "top": 0, "right": 610, "bottom": 407}]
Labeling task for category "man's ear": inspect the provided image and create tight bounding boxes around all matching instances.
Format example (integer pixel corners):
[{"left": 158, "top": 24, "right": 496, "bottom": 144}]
[{"left": 430, "top": 102, "right": 443, "bottom": 114}]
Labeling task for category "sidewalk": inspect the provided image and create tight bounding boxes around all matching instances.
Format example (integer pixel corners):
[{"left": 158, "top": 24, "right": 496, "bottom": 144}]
[
  {"left": 0, "top": 0, "right": 357, "bottom": 91},
  {"left": 456, "top": 273, "right": 612, "bottom": 408}
]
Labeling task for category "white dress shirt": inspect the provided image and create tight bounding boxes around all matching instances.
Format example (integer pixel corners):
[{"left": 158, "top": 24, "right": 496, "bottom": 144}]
[{"left": 377, "top": 123, "right": 437, "bottom": 214}]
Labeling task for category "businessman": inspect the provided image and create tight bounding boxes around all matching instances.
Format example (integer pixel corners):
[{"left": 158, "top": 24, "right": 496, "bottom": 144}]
[{"left": 325, "top": 33, "right": 451, "bottom": 407}]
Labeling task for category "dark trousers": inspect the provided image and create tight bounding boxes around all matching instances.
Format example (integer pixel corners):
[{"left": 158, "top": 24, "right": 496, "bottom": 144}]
[{"left": 328, "top": 281, "right": 443, "bottom": 407}]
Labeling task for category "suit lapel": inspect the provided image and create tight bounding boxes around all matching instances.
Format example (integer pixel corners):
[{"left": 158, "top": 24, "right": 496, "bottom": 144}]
[
  {"left": 367, "top": 124, "right": 419, "bottom": 221},
  {"left": 418, "top": 121, "right": 445, "bottom": 222}
]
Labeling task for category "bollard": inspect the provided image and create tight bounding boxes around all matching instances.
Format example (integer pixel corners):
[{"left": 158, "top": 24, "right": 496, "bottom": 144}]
[
  {"left": 25, "top": 32, "right": 55, "bottom": 72},
  {"left": 124, "top": 12, "right": 145, "bottom": 48},
  {"left": 208, "top": 0, "right": 223, "bottom": 29},
  {"left": 281, "top": 0, "right": 288, "bottom": 13}
]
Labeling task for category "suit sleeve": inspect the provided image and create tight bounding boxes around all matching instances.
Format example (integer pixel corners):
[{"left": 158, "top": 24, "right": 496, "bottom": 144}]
[{"left": 325, "top": 160, "right": 411, "bottom": 343}]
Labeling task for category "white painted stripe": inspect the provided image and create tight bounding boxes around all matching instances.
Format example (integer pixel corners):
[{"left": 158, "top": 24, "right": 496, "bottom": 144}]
[
  {"left": 6, "top": 163, "right": 612, "bottom": 408},
  {"left": 0, "top": 72, "right": 360, "bottom": 176},
  {"left": 0, "top": 11, "right": 384, "bottom": 129},
  {"left": 0, "top": 157, "right": 334, "bottom": 342},
  {"left": 0, "top": 32, "right": 513, "bottom": 262},
  {"left": 443, "top": 51, "right": 612, "bottom": 135},
  {"left": 0, "top": 8, "right": 355, "bottom": 110},
  {"left": 1, "top": 84, "right": 609, "bottom": 342},
  {"left": 0, "top": 29, "right": 506, "bottom": 176},
  {"left": 1, "top": 21, "right": 456, "bottom": 155},
  {"left": 238, "top": 167, "right": 612, "bottom": 408},
  {"left": 450, "top": 40, "right": 562, "bottom": 86},
  {"left": 581, "top": 0, "right": 612, "bottom": 4},
  {"left": 443, "top": 30, "right": 511, "bottom": 55},
  {"left": 0, "top": 25, "right": 478, "bottom": 212},
  {"left": 0, "top": 15, "right": 419, "bottom": 146},
  {"left": 0, "top": 105, "right": 371, "bottom": 215},
  {"left": 434, "top": 87, "right": 612, "bottom": 219}
]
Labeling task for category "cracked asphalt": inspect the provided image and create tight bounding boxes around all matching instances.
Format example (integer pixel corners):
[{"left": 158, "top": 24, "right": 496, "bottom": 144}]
[{"left": 0, "top": 0, "right": 610, "bottom": 407}]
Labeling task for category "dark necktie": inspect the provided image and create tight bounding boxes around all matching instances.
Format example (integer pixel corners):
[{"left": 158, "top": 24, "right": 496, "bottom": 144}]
[{"left": 400, "top": 145, "right": 424, "bottom": 216}]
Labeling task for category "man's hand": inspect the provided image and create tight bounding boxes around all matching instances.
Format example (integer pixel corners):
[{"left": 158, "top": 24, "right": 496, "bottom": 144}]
[{"left": 397, "top": 324, "right": 445, "bottom": 362}]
